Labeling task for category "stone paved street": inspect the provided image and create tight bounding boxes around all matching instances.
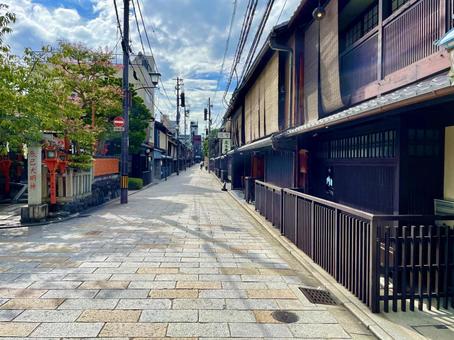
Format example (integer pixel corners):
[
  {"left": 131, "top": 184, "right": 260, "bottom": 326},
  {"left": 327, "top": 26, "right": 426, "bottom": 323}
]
[{"left": 0, "top": 167, "right": 374, "bottom": 339}]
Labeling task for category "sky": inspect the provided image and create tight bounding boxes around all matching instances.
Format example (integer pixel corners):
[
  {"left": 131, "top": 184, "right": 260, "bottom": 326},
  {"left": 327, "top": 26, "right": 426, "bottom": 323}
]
[{"left": 3, "top": 0, "right": 301, "bottom": 133}]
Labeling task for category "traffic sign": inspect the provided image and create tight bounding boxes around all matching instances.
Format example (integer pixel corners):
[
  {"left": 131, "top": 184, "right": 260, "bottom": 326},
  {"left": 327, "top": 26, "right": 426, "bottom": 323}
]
[
  {"left": 113, "top": 116, "right": 125, "bottom": 127},
  {"left": 113, "top": 126, "right": 125, "bottom": 132}
]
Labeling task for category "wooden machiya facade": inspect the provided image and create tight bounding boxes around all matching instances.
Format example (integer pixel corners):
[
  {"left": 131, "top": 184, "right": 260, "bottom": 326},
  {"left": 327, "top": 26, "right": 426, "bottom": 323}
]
[{"left": 222, "top": 0, "right": 454, "bottom": 313}]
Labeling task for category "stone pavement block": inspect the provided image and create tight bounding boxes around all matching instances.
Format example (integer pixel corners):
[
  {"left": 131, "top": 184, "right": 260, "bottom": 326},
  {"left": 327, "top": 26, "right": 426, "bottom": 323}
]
[
  {"left": 128, "top": 281, "right": 176, "bottom": 289},
  {"left": 258, "top": 268, "right": 298, "bottom": 276},
  {"left": 199, "top": 289, "right": 248, "bottom": 298},
  {"left": 229, "top": 323, "right": 293, "bottom": 338},
  {"left": 225, "top": 298, "right": 279, "bottom": 310},
  {"left": 14, "top": 310, "right": 81, "bottom": 322},
  {"left": 110, "top": 274, "right": 156, "bottom": 281},
  {"left": 140, "top": 309, "right": 197, "bottom": 322},
  {"left": 247, "top": 289, "right": 297, "bottom": 299},
  {"left": 199, "top": 309, "right": 256, "bottom": 323},
  {"left": 154, "top": 274, "right": 198, "bottom": 281},
  {"left": 159, "top": 262, "right": 198, "bottom": 268},
  {"left": 0, "top": 310, "right": 23, "bottom": 321},
  {"left": 79, "top": 262, "right": 121, "bottom": 268},
  {"left": 0, "top": 281, "right": 31, "bottom": 289},
  {"left": 178, "top": 267, "right": 219, "bottom": 274},
  {"left": 0, "top": 298, "right": 64, "bottom": 310},
  {"left": 172, "top": 298, "right": 226, "bottom": 310},
  {"left": 64, "top": 273, "right": 111, "bottom": 281},
  {"left": 29, "top": 281, "right": 82, "bottom": 289},
  {"left": 79, "top": 281, "right": 129, "bottom": 290},
  {"left": 50, "top": 268, "right": 96, "bottom": 274},
  {"left": 176, "top": 281, "right": 221, "bottom": 290},
  {"left": 31, "top": 322, "right": 104, "bottom": 337},
  {"left": 199, "top": 274, "right": 241, "bottom": 282},
  {"left": 219, "top": 267, "right": 260, "bottom": 275},
  {"left": 58, "top": 298, "right": 118, "bottom": 310},
  {"left": 120, "top": 262, "right": 160, "bottom": 268},
  {"left": 289, "top": 323, "right": 351, "bottom": 338},
  {"left": 136, "top": 267, "right": 178, "bottom": 274},
  {"left": 166, "top": 322, "right": 229, "bottom": 338},
  {"left": 241, "top": 275, "right": 284, "bottom": 282},
  {"left": 0, "top": 289, "right": 46, "bottom": 298},
  {"left": 94, "top": 267, "right": 138, "bottom": 274},
  {"left": 221, "top": 281, "right": 267, "bottom": 289},
  {"left": 99, "top": 322, "right": 167, "bottom": 337},
  {"left": 41, "top": 289, "right": 99, "bottom": 299},
  {"left": 77, "top": 309, "right": 140, "bottom": 322},
  {"left": 116, "top": 298, "right": 171, "bottom": 309},
  {"left": 0, "top": 322, "right": 38, "bottom": 337},
  {"left": 149, "top": 289, "right": 198, "bottom": 299},
  {"left": 96, "top": 289, "right": 149, "bottom": 299}
]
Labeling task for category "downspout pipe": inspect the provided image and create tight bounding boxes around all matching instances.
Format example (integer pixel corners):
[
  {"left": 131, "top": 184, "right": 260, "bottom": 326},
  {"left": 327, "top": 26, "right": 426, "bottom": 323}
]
[{"left": 269, "top": 34, "right": 293, "bottom": 129}]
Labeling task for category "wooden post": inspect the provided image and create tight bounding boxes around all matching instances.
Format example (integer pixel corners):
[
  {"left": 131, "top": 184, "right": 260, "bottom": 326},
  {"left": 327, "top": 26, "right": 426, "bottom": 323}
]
[{"left": 369, "top": 217, "right": 380, "bottom": 313}]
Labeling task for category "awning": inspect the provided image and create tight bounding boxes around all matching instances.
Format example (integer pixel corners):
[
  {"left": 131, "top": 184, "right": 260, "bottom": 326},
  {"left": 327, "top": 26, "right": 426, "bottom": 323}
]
[
  {"left": 282, "top": 75, "right": 452, "bottom": 139},
  {"left": 236, "top": 136, "right": 272, "bottom": 152}
]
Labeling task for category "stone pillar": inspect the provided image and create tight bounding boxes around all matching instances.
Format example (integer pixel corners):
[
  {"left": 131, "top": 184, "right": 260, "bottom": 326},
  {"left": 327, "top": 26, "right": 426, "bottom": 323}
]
[{"left": 21, "top": 145, "right": 48, "bottom": 222}]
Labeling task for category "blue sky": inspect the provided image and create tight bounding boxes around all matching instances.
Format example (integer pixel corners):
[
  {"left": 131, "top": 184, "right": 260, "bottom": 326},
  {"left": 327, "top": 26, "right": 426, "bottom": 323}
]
[{"left": 3, "top": 0, "right": 300, "bottom": 131}]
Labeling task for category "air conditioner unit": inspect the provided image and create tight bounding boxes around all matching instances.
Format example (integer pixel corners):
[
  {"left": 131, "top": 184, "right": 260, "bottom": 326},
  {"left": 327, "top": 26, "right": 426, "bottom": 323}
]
[{"left": 434, "top": 199, "right": 454, "bottom": 227}]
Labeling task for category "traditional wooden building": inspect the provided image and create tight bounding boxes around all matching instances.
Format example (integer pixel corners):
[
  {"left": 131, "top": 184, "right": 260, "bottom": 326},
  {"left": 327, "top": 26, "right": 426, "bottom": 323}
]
[{"left": 223, "top": 0, "right": 454, "bottom": 313}]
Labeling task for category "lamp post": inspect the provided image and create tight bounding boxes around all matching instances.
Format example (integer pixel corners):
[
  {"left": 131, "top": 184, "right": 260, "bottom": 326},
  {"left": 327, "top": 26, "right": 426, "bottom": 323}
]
[{"left": 436, "top": 28, "right": 454, "bottom": 84}]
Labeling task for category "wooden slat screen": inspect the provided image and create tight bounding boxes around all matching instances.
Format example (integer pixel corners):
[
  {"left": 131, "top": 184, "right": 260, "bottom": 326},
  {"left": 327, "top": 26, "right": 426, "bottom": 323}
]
[
  {"left": 244, "top": 53, "right": 279, "bottom": 143},
  {"left": 304, "top": 22, "right": 320, "bottom": 123},
  {"left": 383, "top": 0, "right": 441, "bottom": 76},
  {"left": 320, "top": 0, "right": 344, "bottom": 113}
]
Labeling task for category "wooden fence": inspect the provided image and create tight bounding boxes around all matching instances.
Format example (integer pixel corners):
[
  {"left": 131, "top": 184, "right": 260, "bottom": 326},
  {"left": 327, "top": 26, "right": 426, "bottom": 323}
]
[{"left": 254, "top": 180, "right": 454, "bottom": 313}]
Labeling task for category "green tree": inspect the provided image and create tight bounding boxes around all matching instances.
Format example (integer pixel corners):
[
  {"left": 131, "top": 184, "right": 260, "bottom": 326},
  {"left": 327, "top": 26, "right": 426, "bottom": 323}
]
[
  {"left": 202, "top": 128, "right": 219, "bottom": 158},
  {"left": 0, "top": 5, "right": 82, "bottom": 155}
]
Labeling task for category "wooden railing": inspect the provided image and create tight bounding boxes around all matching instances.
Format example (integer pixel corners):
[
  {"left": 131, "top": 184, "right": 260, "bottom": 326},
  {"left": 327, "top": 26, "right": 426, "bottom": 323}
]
[
  {"left": 340, "top": 0, "right": 449, "bottom": 98},
  {"left": 383, "top": 0, "right": 442, "bottom": 76},
  {"left": 254, "top": 180, "right": 454, "bottom": 313}
]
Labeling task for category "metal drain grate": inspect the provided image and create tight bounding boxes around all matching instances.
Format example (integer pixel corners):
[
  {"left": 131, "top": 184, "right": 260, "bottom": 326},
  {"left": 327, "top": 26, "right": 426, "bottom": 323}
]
[
  {"left": 271, "top": 311, "right": 299, "bottom": 323},
  {"left": 299, "top": 287, "right": 337, "bottom": 305}
]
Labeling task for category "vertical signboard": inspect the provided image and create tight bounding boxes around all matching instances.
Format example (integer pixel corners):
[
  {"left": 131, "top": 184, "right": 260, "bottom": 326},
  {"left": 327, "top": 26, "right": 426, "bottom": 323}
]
[{"left": 28, "top": 146, "right": 42, "bottom": 205}]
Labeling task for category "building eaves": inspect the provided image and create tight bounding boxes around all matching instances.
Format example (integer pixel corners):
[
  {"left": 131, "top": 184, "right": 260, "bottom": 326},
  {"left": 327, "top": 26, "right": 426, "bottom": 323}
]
[{"left": 281, "top": 75, "right": 453, "bottom": 139}]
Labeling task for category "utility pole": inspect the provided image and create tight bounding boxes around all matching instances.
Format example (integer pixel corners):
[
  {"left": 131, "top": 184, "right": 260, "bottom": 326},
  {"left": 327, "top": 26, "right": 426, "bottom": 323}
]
[
  {"left": 204, "top": 97, "right": 212, "bottom": 173},
  {"left": 175, "top": 77, "right": 182, "bottom": 176},
  {"left": 184, "top": 108, "right": 189, "bottom": 170},
  {"left": 120, "top": 0, "right": 130, "bottom": 204}
]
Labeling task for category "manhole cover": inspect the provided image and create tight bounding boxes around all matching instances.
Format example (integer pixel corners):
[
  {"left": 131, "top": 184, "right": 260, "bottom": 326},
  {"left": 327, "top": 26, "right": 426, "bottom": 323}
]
[
  {"left": 299, "top": 287, "right": 337, "bottom": 305},
  {"left": 271, "top": 311, "right": 299, "bottom": 323}
]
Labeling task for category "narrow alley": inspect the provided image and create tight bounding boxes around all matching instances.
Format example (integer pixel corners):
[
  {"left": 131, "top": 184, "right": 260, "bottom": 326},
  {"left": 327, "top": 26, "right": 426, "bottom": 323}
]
[{"left": 0, "top": 167, "right": 372, "bottom": 338}]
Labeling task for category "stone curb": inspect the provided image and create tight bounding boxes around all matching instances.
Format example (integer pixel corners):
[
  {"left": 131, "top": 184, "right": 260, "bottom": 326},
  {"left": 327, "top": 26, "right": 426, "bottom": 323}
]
[{"left": 216, "top": 175, "right": 424, "bottom": 340}]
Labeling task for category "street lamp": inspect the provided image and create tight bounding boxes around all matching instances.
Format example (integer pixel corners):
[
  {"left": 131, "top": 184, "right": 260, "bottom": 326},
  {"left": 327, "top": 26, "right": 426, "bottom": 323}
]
[
  {"left": 312, "top": 1, "right": 326, "bottom": 21},
  {"left": 436, "top": 28, "right": 454, "bottom": 84},
  {"left": 149, "top": 72, "right": 161, "bottom": 87}
]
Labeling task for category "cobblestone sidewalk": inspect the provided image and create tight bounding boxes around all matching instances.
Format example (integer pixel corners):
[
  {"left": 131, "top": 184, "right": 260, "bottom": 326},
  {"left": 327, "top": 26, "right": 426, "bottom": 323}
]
[{"left": 0, "top": 167, "right": 374, "bottom": 339}]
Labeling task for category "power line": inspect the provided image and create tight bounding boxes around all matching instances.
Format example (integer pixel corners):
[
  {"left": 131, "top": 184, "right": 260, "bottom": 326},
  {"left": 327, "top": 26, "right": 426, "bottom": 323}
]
[
  {"left": 240, "top": 0, "right": 275, "bottom": 83},
  {"left": 222, "top": 0, "right": 258, "bottom": 106},
  {"left": 275, "top": 0, "right": 288, "bottom": 25},
  {"left": 113, "top": 0, "right": 123, "bottom": 38},
  {"left": 131, "top": 0, "right": 146, "bottom": 54},
  {"left": 212, "top": 0, "right": 237, "bottom": 106},
  {"left": 135, "top": 0, "right": 174, "bottom": 110}
]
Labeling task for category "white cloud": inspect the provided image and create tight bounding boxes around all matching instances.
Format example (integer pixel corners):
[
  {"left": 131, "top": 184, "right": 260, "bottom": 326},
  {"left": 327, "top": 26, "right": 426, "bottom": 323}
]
[{"left": 3, "top": 0, "right": 301, "bottom": 130}]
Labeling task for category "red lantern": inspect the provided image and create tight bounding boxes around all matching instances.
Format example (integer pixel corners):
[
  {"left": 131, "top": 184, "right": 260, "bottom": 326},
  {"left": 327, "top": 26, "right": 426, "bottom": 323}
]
[{"left": 43, "top": 146, "right": 59, "bottom": 205}]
